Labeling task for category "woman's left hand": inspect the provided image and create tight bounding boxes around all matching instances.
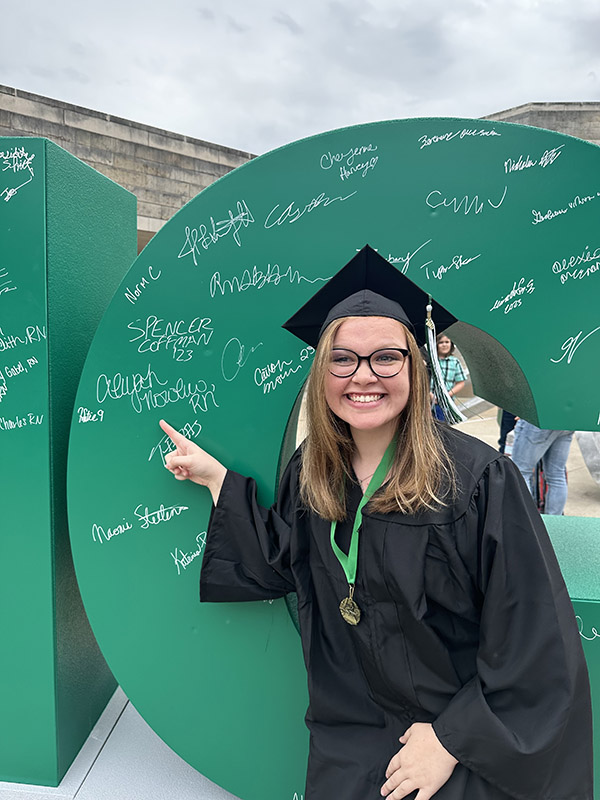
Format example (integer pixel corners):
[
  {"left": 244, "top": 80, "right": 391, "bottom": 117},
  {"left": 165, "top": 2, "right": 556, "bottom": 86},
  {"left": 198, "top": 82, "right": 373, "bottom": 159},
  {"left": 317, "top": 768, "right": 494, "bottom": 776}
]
[{"left": 380, "top": 722, "right": 458, "bottom": 799}]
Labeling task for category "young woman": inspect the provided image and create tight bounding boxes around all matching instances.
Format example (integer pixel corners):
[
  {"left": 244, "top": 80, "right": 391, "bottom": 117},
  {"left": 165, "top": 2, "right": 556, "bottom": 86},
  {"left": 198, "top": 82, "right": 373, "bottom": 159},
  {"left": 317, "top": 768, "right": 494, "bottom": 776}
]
[
  {"left": 160, "top": 280, "right": 592, "bottom": 800},
  {"left": 431, "top": 335, "right": 466, "bottom": 422}
]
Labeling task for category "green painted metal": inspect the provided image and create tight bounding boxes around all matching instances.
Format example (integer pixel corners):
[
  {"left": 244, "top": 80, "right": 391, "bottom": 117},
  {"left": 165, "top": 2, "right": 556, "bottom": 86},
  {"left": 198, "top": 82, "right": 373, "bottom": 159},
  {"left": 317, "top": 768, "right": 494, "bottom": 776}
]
[
  {"left": 66, "top": 119, "right": 600, "bottom": 800},
  {"left": 545, "top": 516, "right": 600, "bottom": 799},
  {"left": 0, "top": 138, "right": 137, "bottom": 785},
  {"left": 571, "top": 600, "right": 600, "bottom": 800}
]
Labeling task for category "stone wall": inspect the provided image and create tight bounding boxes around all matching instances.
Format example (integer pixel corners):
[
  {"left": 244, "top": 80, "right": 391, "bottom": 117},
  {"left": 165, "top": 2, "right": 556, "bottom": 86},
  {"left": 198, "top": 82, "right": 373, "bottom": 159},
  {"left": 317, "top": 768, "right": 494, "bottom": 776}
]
[
  {"left": 484, "top": 102, "right": 600, "bottom": 147},
  {"left": 0, "top": 85, "right": 254, "bottom": 251}
]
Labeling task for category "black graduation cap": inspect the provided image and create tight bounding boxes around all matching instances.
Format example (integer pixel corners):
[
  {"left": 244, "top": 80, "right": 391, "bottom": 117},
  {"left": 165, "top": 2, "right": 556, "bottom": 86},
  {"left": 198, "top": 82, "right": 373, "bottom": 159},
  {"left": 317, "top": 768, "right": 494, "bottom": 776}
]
[{"left": 282, "top": 245, "right": 458, "bottom": 347}]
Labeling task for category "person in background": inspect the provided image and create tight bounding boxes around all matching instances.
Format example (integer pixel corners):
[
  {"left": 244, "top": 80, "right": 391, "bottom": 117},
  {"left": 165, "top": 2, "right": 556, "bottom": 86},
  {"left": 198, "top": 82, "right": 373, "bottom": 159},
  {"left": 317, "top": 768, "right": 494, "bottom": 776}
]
[
  {"left": 430, "top": 335, "right": 466, "bottom": 421},
  {"left": 511, "top": 420, "right": 574, "bottom": 515},
  {"left": 497, "top": 410, "right": 517, "bottom": 453}
]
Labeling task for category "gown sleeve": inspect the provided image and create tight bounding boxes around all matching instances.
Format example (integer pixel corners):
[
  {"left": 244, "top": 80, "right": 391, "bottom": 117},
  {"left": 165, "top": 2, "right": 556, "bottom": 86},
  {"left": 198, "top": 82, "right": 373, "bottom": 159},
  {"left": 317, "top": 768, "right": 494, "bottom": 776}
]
[
  {"left": 432, "top": 456, "right": 593, "bottom": 800},
  {"left": 199, "top": 453, "right": 299, "bottom": 603}
]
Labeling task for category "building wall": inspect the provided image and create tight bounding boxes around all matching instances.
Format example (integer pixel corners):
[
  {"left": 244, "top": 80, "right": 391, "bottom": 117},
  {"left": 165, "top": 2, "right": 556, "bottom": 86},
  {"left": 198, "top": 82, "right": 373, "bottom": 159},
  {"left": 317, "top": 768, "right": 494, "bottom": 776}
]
[
  {"left": 0, "top": 85, "right": 254, "bottom": 251},
  {"left": 484, "top": 102, "right": 600, "bottom": 148}
]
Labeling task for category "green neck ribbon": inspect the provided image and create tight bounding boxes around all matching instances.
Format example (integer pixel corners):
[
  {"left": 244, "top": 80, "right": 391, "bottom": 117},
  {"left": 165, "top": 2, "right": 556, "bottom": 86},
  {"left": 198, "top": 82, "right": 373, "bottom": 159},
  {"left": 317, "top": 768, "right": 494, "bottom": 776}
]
[{"left": 330, "top": 437, "right": 396, "bottom": 586}]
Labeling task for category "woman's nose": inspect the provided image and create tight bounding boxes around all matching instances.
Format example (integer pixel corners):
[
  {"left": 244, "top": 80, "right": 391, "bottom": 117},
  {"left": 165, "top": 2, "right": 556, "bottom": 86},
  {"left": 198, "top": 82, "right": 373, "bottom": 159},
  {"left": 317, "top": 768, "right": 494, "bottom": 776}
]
[{"left": 352, "top": 360, "right": 378, "bottom": 382}]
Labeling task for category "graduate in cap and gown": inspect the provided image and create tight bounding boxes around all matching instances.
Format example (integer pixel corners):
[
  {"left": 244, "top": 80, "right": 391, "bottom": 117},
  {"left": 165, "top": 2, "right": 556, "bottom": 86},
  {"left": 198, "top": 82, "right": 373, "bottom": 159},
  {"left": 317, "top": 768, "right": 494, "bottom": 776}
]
[{"left": 160, "top": 247, "right": 593, "bottom": 800}]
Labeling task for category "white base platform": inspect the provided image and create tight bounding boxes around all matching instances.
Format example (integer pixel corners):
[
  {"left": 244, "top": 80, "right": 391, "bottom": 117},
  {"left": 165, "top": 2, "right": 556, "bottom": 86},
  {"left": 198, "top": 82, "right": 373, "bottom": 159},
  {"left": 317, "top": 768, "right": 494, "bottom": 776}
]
[{"left": 0, "top": 689, "right": 238, "bottom": 800}]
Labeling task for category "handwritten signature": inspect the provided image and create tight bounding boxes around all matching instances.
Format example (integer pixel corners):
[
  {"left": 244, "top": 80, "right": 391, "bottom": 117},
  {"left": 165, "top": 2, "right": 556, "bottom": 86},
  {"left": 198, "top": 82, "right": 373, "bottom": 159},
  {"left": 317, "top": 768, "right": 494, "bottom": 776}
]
[
  {"left": 1, "top": 146, "right": 35, "bottom": 201},
  {"left": 550, "top": 324, "right": 600, "bottom": 366},
  {"left": 221, "top": 337, "right": 263, "bottom": 382},
  {"left": 418, "top": 128, "right": 501, "bottom": 149},
  {"left": 254, "top": 347, "right": 313, "bottom": 394},
  {"left": 420, "top": 252, "right": 481, "bottom": 282},
  {"left": 210, "top": 263, "right": 329, "bottom": 298},
  {"left": 96, "top": 365, "right": 219, "bottom": 415},
  {"left": 576, "top": 615, "right": 600, "bottom": 642},
  {"left": 426, "top": 186, "right": 507, "bottom": 215},
  {"left": 0, "top": 411, "right": 44, "bottom": 430},
  {"left": 149, "top": 420, "right": 202, "bottom": 464},
  {"left": 320, "top": 144, "right": 379, "bottom": 179},
  {"left": 124, "top": 265, "right": 162, "bottom": 305},
  {"left": 490, "top": 277, "right": 535, "bottom": 314},
  {"left": 504, "top": 145, "right": 564, "bottom": 174},
  {"left": 320, "top": 144, "right": 377, "bottom": 170},
  {"left": 387, "top": 240, "right": 432, "bottom": 275},
  {"left": 264, "top": 190, "right": 357, "bottom": 228},
  {"left": 78, "top": 406, "right": 105, "bottom": 423},
  {"left": 178, "top": 200, "right": 255, "bottom": 265},
  {"left": 134, "top": 503, "right": 189, "bottom": 529},
  {"left": 0, "top": 267, "right": 17, "bottom": 296},
  {"left": 127, "top": 315, "right": 213, "bottom": 357},
  {"left": 0, "top": 322, "right": 46, "bottom": 353},
  {"left": 171, "top": 532, "right": 207, "bottom": 576},
  {"left": 532, "top": 190, "right": 600, "bottom": 225}
]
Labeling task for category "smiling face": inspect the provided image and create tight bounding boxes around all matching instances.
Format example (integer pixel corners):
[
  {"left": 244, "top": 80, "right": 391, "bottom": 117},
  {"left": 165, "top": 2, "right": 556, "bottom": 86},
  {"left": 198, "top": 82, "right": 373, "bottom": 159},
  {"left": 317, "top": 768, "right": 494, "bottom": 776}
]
[
  {"left": 437, "top": 336, "right": 452, "bottom": 358},
  {"left": 324, "top": 316, "right": 411, "bottom": 438}
]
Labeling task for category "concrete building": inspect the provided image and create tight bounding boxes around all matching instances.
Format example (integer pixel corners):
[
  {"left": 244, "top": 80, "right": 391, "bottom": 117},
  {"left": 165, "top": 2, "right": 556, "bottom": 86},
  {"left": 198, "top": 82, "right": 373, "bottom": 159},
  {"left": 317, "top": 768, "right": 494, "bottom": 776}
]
[
  {"left": 484, "top": 101, "right": 600, "bottom": 147},
  {"left": 0, "top": 85, "right": 254, "bottom": 252}
]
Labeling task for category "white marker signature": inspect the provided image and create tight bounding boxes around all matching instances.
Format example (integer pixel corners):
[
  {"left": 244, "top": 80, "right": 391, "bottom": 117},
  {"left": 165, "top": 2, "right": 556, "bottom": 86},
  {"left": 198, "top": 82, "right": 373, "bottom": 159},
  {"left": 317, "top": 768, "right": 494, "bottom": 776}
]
[
  {"left": 221, "top": 337, "right": 263, "bottom": 382},
  {"left": 387, "top": 240, "right": 431, "bottom": 275},
  {"left": 264, "top": 190, "right": 357, "bottom": 228},
  {"left": 426, "top": 186, "right": 507, "bottom": 215},
  {"left": 577, "top": 615, "right": 600, "bottom": 642},
  {"left": 134, "top": 503, "right": 189, "bottom": 529},
  {"left": 178, "top": 200, "right": 254, "bottom": 265},
  {"left": 171, "top": 532, "right": 207, "bottom": 576},
  {"left": 550, "top": 325, "right": 600, "bottom": 365}
]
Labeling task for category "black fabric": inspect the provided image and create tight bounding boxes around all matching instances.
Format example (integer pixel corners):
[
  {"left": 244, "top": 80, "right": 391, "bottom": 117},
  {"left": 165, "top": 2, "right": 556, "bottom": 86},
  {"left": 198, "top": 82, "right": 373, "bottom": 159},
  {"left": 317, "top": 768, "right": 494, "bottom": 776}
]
[
  {"left": 282, "top": 244, "right": 457, "bottom": 347},
  {"left": 318, "top": 289, "right": 414, "bottom": 342},
  {"left": 200, "top": 427, "right": 593, "bottom": 800}
]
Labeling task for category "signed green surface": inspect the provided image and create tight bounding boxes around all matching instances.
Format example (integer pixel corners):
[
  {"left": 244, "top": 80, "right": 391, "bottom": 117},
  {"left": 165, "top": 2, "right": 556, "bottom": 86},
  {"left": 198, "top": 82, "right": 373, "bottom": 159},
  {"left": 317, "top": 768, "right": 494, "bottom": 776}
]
[
  {"left": 0, "top": 138, "right": 135, "bottom": 784},
  {"left": 67, "top": 119, "right": 600, "bottom": 800}
]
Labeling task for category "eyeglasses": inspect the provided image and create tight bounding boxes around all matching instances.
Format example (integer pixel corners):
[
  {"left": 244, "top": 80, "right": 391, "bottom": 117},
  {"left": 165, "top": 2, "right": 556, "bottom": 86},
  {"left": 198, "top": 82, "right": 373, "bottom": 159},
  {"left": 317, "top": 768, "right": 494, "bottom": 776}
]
[{"left": 329, "top": 348, "right": 410, "bottom": 378}]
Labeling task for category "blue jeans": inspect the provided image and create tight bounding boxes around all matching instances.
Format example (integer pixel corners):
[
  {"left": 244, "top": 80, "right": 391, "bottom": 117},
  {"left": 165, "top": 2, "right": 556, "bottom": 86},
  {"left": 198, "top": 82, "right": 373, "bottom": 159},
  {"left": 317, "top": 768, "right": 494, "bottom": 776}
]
[{"left": 511, "top": 420, "right": 573, "bottom": 515}]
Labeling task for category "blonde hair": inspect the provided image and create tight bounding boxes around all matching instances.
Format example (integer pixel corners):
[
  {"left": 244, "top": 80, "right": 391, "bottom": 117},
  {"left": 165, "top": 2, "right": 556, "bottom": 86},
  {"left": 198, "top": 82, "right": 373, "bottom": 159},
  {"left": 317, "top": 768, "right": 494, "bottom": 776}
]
[{"left": 300, "top": 317, "right": 456, "bottom": 520}]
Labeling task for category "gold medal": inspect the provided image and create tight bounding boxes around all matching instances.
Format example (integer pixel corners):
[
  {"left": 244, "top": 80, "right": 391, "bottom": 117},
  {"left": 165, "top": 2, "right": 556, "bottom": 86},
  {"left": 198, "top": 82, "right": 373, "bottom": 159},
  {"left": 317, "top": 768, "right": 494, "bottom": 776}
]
[
  {"left": 339, "top": 585, "right": 361, "bottom": 625},
  {"left": 330, "top": 439, "right": 396, "bottom": 628}
]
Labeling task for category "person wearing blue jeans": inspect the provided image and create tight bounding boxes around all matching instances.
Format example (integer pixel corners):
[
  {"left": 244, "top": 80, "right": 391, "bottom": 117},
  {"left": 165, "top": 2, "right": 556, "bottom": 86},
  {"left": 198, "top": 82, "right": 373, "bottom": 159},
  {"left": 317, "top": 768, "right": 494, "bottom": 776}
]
[{"left": 511, "top": 419, "right": 574, "bottom": 515}]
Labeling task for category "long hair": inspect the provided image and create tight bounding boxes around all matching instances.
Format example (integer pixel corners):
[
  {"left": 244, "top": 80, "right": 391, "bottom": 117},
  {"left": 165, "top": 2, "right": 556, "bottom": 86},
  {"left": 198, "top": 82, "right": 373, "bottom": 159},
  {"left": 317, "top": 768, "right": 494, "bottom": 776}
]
[{"left": 300, "top": 317, "right": 456, "bottom": 520}]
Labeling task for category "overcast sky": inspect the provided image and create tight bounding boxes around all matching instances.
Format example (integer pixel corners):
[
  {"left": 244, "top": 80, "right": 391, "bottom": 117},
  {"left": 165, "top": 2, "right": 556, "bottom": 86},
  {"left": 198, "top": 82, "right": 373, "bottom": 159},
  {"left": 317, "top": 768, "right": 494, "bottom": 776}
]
[{"left": 1, "top": 0, "right": 599, "bottom": 154}]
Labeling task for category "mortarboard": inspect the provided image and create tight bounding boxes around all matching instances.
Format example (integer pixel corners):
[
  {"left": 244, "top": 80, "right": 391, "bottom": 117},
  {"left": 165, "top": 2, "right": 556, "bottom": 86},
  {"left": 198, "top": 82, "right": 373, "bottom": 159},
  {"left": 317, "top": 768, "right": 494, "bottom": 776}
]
[{"left": 282, "top": 245, "right": 457, "bottom": 348}]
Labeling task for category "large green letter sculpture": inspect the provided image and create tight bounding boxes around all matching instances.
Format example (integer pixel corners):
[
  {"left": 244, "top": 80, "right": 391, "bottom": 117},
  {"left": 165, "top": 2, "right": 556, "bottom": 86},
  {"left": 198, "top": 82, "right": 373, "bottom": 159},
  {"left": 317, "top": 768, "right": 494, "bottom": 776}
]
[{"left": 67, "top": 119, "right": 600, "bottom": 800}]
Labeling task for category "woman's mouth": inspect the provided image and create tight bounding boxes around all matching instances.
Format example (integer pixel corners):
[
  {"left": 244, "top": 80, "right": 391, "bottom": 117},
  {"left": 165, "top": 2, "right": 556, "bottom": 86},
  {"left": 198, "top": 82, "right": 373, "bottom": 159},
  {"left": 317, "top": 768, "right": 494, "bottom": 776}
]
[{"left": 346, "top": 393, "right": 384, "bottom": 404}]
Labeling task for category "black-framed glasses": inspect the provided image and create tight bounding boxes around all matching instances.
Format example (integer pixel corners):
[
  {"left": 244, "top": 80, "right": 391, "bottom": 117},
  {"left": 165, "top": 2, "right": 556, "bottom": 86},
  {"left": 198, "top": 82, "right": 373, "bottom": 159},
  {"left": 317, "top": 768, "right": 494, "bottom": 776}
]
[{"left": 329, "top": 348, "right": 410, "bottom": 378}]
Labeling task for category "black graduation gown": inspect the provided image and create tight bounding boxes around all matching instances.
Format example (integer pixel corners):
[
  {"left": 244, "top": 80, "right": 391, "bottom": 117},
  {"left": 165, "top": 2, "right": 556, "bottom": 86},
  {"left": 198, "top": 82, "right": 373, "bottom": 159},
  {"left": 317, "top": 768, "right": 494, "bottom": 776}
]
[{"left": 200, "top": 427, "right": 593, "bottom": 800}]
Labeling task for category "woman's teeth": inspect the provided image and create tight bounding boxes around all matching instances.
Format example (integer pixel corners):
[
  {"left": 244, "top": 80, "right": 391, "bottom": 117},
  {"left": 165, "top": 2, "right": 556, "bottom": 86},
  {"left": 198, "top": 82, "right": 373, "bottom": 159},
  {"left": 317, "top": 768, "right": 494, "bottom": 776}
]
[{"left": 347, "top": 394, "right": 383, "bottom": 403}]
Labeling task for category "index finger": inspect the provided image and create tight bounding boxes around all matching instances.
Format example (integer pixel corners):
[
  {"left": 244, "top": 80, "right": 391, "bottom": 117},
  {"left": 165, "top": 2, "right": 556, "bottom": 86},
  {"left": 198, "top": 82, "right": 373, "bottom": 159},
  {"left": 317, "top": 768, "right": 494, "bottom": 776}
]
[{"left": 159, "top": 419, "right": 188, "bottom": 446}]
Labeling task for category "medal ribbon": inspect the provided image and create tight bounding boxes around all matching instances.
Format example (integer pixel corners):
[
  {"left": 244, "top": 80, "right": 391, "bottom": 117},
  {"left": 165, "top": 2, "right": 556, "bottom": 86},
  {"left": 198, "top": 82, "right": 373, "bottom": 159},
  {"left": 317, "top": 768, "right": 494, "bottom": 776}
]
[{"left": 330, "top": 437, "right": 396, "bottom": 586}]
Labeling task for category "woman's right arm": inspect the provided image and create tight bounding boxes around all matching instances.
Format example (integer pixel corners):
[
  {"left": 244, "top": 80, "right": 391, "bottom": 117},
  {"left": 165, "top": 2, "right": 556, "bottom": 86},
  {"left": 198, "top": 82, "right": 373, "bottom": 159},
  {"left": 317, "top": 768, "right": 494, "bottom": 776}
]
[
  {"left": 159, "top": 419, "right": 227, "bottom": 505},
  {"left": 159, "top": 418, "right": 297, "bottom": 601}
]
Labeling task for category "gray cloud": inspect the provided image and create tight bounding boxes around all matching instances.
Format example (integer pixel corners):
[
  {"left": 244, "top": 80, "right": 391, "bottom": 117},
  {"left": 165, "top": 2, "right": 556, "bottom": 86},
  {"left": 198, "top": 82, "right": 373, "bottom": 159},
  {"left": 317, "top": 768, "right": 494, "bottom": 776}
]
[{"left": 273, "top": 12, "right": 303, "bottom": 36}]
